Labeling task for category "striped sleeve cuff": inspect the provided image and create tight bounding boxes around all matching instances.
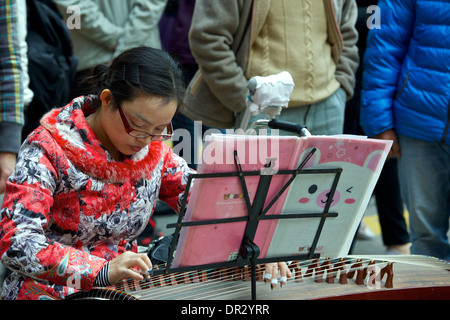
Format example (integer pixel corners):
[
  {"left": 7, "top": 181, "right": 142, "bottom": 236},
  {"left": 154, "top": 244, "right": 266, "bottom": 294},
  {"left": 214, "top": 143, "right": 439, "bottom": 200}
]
[{"left": 93, "top": 262, "right": 112, "bottom": 287}]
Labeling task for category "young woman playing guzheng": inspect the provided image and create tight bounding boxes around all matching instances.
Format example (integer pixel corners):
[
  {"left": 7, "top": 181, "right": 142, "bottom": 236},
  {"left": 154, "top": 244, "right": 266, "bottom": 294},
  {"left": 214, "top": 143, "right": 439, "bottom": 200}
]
[
  {"left": 0, "top": 47, "right": 193, "bottom": 300},
  {"left": 0, "top": 46, "right": 290, "bottom": 300}
]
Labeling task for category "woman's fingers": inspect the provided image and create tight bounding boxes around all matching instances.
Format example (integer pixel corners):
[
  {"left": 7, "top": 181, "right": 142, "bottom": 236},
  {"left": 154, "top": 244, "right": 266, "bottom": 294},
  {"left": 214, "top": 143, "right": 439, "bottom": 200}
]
[
  {"left": 264, "top": 262, "right": 292, "bottom": 288},
  {"left": 108, "top": 252, "right": 153, "bottom": 284},
  {"left": 130, "top": 253, "right": 152, "bottom": 275},
  {"left": 122, "top": 266, "right": 143, "bottom": 280},
  {"left": 278, "top": 262, "right": 292, "bottom": 287}
]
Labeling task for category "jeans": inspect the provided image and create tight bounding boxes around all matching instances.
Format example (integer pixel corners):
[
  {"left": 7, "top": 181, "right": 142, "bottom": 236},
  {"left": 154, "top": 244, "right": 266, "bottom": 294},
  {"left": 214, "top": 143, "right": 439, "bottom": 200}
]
[{"left": 397, "top": 135, "right": 450, "bottom": 260}]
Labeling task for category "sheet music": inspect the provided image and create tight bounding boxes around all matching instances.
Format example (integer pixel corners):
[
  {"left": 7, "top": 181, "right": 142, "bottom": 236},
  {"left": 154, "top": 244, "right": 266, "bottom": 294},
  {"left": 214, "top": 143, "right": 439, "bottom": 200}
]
[{"left": 171, "top": 134, "right": 392, "bottom": 268}]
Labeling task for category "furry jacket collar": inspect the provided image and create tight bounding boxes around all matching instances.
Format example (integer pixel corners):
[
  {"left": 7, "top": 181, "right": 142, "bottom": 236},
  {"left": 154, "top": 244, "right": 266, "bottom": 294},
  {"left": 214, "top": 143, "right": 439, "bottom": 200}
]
[{"left": 40, "top": 95, "right": 163, "bottom": 184}]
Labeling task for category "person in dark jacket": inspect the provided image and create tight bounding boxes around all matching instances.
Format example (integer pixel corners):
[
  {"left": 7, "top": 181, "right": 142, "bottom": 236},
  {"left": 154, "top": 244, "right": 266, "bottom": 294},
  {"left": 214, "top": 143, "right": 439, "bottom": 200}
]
[{"left": 360, "top": 0, "right": 450, "bottom": 260}]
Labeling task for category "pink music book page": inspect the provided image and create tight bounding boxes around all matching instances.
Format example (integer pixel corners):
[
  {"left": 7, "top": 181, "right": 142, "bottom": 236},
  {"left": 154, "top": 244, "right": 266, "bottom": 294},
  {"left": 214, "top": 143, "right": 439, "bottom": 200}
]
[
  {"left": 171, "top": 134, "right": 301, "bottom": 268},
  {"left": 171, "top": 134, "right": 392, "bottom": 268}
]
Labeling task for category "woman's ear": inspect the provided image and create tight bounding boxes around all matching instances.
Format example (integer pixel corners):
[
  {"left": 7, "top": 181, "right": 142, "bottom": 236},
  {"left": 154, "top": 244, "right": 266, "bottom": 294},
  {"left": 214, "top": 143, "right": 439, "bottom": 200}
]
[{"left": 100, "top": 89, "right": 114, "bottom": 110}]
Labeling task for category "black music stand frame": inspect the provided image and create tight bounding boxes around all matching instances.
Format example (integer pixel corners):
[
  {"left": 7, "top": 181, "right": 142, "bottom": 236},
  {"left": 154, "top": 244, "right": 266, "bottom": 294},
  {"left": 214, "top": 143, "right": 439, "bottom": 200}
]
[{"left": 162, "top": 147, "right": 342, "bottom": 300}]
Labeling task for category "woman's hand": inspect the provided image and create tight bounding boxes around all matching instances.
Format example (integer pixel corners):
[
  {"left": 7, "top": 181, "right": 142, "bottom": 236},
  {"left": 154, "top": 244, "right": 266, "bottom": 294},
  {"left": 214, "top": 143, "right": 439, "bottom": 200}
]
[
  {"left": 108, "top": 251, "right": 152, "bottom": 285},
  {"left": 0, "top": 152, "right": 16, "bottom": 194},
  {"left": 264, "top": 262, "right": 292, "bottom": 288}
]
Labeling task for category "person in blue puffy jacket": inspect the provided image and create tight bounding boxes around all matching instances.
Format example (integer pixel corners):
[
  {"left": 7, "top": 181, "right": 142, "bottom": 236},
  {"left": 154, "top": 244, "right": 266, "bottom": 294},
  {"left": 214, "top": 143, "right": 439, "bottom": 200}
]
[{"left": 360, "top": 0, "right": 450, "bottom": 260}]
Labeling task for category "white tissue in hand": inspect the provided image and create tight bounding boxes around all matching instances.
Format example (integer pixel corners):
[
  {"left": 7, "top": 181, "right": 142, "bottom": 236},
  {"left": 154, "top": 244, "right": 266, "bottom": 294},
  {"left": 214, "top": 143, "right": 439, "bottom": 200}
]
[{"left": 246, "top": 71, "right": 295, "bottom": 116}]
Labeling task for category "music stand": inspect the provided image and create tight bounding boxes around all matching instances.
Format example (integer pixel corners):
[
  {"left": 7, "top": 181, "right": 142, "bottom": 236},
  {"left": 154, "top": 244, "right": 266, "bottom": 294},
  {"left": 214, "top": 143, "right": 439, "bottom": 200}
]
[{"left": 161, "top": 148, "right": 341, "bottom": 300}]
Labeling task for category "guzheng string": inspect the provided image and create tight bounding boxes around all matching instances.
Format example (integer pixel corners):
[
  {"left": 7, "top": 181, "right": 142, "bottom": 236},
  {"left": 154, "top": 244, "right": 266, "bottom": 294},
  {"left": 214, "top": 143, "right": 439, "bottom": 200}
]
[
  {"left": 348, "top": 254, "right": 450, "bottom": 270},
  {"left": 116, "top": 266, "right": 257, "bottom": 300},
  {"left": 111, "top": 256, "right": 398, "bottom": 300}
]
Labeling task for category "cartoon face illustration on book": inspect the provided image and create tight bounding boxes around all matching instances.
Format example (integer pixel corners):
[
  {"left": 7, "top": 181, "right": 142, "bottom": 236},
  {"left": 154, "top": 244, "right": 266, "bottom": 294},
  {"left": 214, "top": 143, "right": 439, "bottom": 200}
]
[
  {"left": 264, "top": 136, "right": 391, "bottom": 258},
  {"left": 295, "top": 142, "right": 385, "bottom": 211}
]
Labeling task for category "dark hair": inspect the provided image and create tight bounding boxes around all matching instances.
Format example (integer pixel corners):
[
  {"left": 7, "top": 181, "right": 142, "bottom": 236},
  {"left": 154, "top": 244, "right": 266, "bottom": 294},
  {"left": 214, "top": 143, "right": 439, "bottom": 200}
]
[{"left": 85, "top": 46, "right": 185, "bottom": 110}]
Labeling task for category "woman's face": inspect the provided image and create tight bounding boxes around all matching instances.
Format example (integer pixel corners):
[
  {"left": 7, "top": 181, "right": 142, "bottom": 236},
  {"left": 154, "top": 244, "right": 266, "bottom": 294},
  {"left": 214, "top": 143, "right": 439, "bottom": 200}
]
[{"left": 98, "top": 89, "right": 177, "bottom": 159}]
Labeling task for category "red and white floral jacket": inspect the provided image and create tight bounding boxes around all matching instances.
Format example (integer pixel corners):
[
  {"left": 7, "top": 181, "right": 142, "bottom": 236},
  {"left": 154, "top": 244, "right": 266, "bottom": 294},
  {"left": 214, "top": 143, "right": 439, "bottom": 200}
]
[{"left": 0, "top": 96, "right": 194, "bottom": 300}]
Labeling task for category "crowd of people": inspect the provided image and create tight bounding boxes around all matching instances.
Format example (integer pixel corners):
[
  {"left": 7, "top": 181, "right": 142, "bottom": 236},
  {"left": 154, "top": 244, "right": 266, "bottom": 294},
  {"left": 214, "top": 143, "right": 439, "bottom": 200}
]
[{"left": 0, "top": 0, "right": 448, "bottom": 300}]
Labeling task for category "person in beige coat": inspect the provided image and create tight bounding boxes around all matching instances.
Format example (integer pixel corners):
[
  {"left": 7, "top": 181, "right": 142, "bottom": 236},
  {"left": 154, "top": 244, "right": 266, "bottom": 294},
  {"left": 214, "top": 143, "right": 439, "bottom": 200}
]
[{"left": 182, "top": 0, "right": 359, "bottom": 134}]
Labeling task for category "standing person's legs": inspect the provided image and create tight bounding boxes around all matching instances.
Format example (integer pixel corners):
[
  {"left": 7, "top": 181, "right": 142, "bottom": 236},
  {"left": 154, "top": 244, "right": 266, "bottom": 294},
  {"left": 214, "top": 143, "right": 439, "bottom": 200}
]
[
  {"left": 239, "top": 87, "right": 346, "bottom": 136},
  {"left": 280, "top": 87, "right": 346, "bottom": 136},
  {"left": 374, "top": 158, "right": 410, "bottom": 253},
  {"left": 397, "top": 135, "right": 450, "bottom": 260}
]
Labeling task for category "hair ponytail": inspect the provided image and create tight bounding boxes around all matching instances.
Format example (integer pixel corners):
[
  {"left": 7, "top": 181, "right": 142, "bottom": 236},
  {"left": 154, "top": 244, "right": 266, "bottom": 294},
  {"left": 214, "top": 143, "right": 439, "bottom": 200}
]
[{"left": 83, "top": 64, "right": 109, "bottom": 97}]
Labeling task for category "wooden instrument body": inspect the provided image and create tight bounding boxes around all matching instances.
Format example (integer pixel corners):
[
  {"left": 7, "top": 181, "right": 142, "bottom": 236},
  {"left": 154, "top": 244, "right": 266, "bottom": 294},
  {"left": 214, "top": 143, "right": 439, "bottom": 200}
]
[{"left": 66, "top": 255, "right": 450, "bottom": 300}]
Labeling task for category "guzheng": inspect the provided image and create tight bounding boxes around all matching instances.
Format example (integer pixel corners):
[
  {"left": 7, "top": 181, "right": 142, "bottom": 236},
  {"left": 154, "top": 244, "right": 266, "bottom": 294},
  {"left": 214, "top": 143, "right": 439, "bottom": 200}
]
[
  {"left": 65, "top": 135, "right": 448, "bottom": 300},
  {"left": 66, "top": 255, "right": 450, "bottom": 300}
]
